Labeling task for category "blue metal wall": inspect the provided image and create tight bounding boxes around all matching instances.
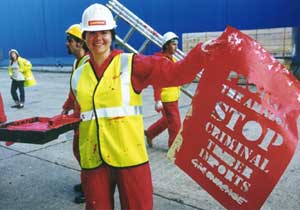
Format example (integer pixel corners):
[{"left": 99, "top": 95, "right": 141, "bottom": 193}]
[{"left": 0, "top": 0, "right": 299, "bottom": 66}]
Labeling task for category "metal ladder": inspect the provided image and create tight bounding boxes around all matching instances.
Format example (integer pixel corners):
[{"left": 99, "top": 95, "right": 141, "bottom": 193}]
[{"left": 106, "top": 0, "right": 199, "bottom": 98}]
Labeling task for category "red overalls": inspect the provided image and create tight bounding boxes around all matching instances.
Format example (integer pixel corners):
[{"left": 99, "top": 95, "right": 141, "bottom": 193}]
[{"left": 0, "top": 93, "right": 7, "bottom": 123}]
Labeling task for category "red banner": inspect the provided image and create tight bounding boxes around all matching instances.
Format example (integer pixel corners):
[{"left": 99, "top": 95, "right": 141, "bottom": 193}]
[{"left": 168, "top": 26, "right": 300, "bottom": 210}]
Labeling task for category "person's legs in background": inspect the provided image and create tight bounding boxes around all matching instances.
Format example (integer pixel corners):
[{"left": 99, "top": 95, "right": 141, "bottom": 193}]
[
  {"left": 10, "top": 80, "right": 19, "bottom": 108},
  {"left": 145, "top": 109, "right": 168, "bottom": 147},
  {"left": 163, "top": 101, "right": 181, "bottom": 148},
  {"left": 17, "top": 81, "right": 25, "bottom": 108}
]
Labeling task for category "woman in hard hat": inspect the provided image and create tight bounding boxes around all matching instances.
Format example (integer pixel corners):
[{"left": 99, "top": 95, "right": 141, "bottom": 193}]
[
  {"left": 72, "top": 3, "right": 207, "bottom": 210},
  {"left": 145, "top": 31, "right": 181, "bottom": 149},
  {"left": 0, "top": 92, "right": 7, "bottom": 124},
  {"left": 8, "top": 49, "right": 36, "bottom": 109},
  {"left": 62, "top": 23, "right": 89, "bottom": 204}
]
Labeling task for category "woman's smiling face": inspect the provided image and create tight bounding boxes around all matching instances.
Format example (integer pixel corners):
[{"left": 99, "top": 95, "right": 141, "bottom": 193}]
[{"left": 85, "top": 30, "right": 112, "bottom": 57}]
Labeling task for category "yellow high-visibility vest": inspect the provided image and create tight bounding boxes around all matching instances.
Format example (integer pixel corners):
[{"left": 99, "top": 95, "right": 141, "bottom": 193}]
[
  {"left": 70, "top": 54, "right": 90, "bottom": 91},
  {"left": 71, "top": 53, "right": 148, "bottom": 169},
  {"left": 161, "top": 56, "right": 180, "bottom": 102},
  {"left": 72, "top": 54, "right": 90, "bottom": 71}
]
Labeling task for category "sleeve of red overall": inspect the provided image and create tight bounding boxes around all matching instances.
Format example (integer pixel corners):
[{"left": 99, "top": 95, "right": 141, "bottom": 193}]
[
  {"left": 132, "top": 43, "right": 205, "bottom": 92},
  {"left": 154, "top": 87, "right": 162, "bottom": 101},
  {"left": 0, "top": 93, "right": 7, "bottom": 123},
  {"left": 62, "top": 91, "right": 75, "bottom": 111}
]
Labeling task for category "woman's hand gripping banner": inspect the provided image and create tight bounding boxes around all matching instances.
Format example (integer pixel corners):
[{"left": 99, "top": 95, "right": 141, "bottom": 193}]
[{"left": 167, "top": 26, "right": 300, "bottom": 210}]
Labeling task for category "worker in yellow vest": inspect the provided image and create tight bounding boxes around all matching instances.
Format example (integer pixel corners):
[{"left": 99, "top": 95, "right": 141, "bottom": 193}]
[
  {"left": 61, "top": 24, "right": 89, "bottom": 204},
  {"left": 145, "top": 32, "right": 181, "bottom": 148},
  {"left": 71, "top": 3, "right": 207, "bottom": 210},
  {"left": 8, "top": 49, "right": 36, "bottom": 109}
]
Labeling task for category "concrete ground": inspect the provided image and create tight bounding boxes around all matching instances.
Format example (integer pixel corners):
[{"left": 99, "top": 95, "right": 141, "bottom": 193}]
[{"left": 0, "top": 70, "right": 300, "bottom": 210}]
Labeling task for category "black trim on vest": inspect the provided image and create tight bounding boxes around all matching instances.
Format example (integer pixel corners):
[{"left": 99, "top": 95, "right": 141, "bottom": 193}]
[
  {"left": 89, "top": 61, "right": 99, "bottom": 82},
  {"left": 91, "top": 72, "right": 103, "bottom": 166},
  {"left": 69, "top": 69, "right": 75, "bottom": 100},
  {"left": 91, "top": 56, "right": 116, "bottom": 81},
  {"left": 81, "top": 160, "right": 150, "bottom": 171}
]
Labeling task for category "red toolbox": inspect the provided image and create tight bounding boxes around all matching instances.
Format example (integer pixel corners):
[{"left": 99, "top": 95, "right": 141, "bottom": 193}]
[{"left": 0, "top": 114, "right": 80, "bottom": 144}]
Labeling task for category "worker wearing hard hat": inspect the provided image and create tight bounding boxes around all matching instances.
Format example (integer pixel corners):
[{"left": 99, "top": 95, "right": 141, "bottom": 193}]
[
  {"left": 8, "top": 49, "right": 36, "bottom": 109},
  {"left": 0, "top": 93, "right": 7, "bottom": 124},
  {"left": 145, "top": 32, "right": 181, "bottom": 148},
  {"left": 61, "top": 23, "right": 89, "bottom": 204},
  {"left": 72, "top": 3, "right": 207, "bottom": 210}
]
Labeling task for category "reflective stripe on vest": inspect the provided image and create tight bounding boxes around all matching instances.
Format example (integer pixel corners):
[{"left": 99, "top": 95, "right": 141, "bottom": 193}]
[
  {"left": 80, "top": 106, "right": 142, "bottom": 121},
  {"left": 71, "top": 64, "right": 85, "bottom": 98},
  {"left": 70, "top": 55, "right": 90, "bottom": 97},
  {"left": 120, "top": 53, "right": 130, "bottom": 106}
]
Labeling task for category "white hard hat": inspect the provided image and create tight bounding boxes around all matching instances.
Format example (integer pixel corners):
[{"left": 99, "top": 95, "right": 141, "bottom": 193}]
[
  {"left": 81, "top": 3, "right": 117, "bottom": 32},
  {"left": 162, "top": 32, "right": 178, "bottom": 46},
  {"left": 9, "top": 49, "right": 19, "bottom": 56}
]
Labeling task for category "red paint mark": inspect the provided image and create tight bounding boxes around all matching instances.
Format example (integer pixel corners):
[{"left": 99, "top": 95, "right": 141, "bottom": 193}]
[{"left": 93, "top": 144, "right": 97, "bottom": 154}]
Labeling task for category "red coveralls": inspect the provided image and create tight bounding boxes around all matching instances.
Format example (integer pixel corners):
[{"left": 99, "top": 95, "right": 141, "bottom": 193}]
[
  {"left": 62, "top": 90, "right": 80, "bottom": 161},
  {"left": 0, "top": 93, "right": 7, "bottom": 123},
  {"left": 81, "top": 44, "right": 205, "bottom": 210},
  {"left": 145, "top": 52, "right": 181, "bottom": 148}
]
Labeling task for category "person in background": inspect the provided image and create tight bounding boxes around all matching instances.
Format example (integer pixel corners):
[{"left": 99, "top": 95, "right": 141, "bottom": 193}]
[
  {"left": 8, "top": 49, "right": 36, "bottom": 109},
  {"left": 61, "top": 24, "right": 89, "bottom": 204},
  {"left": 0, "top": 92, "right": 7, "bottom": 124},
  {"left": 71, "top": 3, "right": 206, "bottom": 210},
  {"left": 145, "top": 32, "right": 181, "bottom": 149}
]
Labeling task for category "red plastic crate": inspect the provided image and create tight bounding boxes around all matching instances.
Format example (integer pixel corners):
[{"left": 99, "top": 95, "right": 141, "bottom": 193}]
[{"left": 0, "top": 115, "right": 80, "bottom": 144}]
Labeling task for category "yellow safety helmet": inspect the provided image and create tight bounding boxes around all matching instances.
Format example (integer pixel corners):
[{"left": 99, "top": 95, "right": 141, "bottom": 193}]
[{"left": 65, "top": 24, "right": 82, "bottom": 40}]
